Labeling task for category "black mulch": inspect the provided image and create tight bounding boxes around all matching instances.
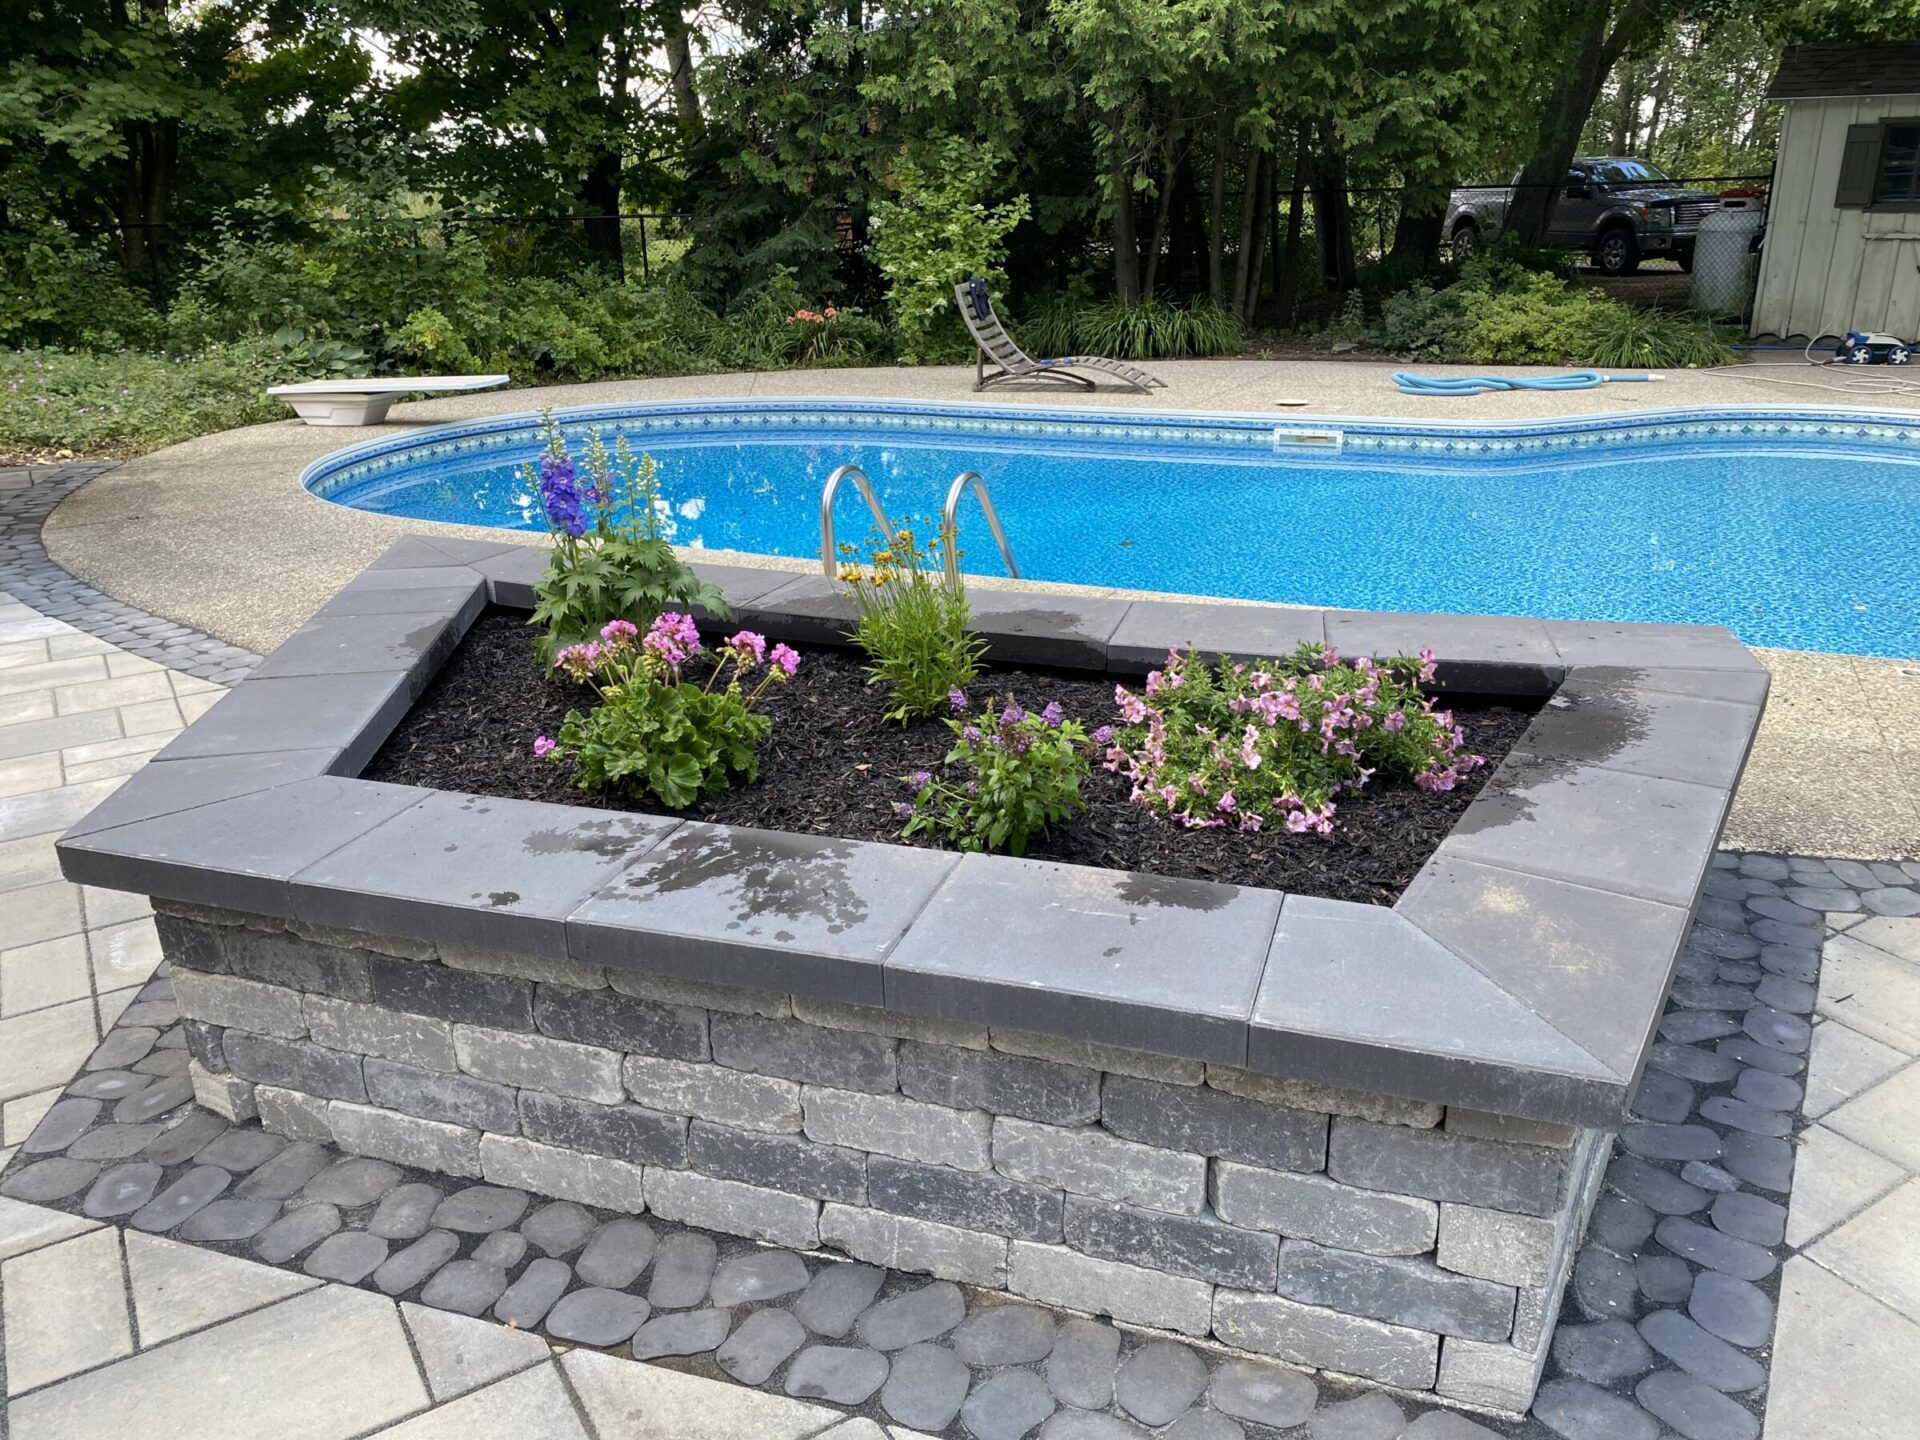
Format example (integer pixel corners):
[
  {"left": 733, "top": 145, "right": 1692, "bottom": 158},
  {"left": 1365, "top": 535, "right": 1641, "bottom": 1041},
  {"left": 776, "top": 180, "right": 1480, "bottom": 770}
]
[{"left": 365, "top": 610, "right": 1539, "bottom": 905}]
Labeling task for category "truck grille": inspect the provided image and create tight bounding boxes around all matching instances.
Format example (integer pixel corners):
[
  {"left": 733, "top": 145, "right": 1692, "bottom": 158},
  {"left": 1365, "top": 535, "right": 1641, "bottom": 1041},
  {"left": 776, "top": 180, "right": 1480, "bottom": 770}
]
[{"left": 1676, "top": 200, "right": 1718, "bottom": 227}]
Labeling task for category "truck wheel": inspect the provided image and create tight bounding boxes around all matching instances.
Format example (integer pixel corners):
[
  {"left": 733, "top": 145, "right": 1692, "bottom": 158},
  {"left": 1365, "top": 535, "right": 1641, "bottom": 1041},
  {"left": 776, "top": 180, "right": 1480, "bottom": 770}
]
[
  {"left": 1595, "top": 227, "right": 1640, "bottom": 276},
  {"left": 1450, "top": 224, "right": 1480, "bottom": 262}
]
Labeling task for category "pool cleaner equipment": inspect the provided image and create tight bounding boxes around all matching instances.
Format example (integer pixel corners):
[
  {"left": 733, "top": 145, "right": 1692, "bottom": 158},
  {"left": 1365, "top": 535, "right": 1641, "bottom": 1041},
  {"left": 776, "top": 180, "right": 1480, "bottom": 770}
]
[
  {"left": 1711, "top": 332, "right": 1920, "bottom": 396},
  {"left": 1836, "top": 331, "right": 1912, "bottom": 366},
  {"left": 1391, "top": 370, "right": 1662, "bottom": 396}
]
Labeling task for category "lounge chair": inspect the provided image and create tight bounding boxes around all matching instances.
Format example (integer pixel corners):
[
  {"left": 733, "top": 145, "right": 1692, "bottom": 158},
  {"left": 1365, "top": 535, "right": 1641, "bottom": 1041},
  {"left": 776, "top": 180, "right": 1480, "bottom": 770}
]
[
  {"left": 267, "top": 374, "right": 510, "bottom": 426},
  {"left": 954, "top": 279, "right": 1166, "bottom": 394}
]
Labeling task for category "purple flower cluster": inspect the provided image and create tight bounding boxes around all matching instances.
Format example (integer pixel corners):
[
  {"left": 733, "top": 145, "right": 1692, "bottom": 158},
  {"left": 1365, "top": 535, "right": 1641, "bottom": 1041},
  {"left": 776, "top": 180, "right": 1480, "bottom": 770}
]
[{"left": 538, "top": 452, "right": 589, "bottom": 538}]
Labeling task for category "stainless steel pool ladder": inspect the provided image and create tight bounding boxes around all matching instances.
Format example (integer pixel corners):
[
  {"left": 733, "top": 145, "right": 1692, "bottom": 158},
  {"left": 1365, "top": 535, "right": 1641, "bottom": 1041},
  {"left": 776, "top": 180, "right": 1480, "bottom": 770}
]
[{"left": 817, "top": 464, "right": 1020, "bottom": 585}]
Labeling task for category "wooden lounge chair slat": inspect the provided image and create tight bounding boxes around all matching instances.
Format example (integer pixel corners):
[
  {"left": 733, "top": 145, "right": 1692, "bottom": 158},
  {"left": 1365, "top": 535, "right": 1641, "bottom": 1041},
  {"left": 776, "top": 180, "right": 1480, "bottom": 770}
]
[{"left": 954, "top": 280, "right": 1166, "bottom": 394}]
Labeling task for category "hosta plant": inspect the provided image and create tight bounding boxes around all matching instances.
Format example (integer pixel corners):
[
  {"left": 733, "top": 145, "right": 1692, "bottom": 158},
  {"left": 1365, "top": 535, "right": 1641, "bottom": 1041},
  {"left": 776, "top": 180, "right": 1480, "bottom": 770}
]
[{"left": 1107, "top": 644, "right": 1483, "bottom": 835}]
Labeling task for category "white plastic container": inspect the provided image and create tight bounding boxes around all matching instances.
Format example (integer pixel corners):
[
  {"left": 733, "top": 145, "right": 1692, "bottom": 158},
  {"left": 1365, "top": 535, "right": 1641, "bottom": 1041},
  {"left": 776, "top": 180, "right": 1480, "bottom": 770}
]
[{"left": 1691, "top": 198, "right": 1765, "bottom": 317}]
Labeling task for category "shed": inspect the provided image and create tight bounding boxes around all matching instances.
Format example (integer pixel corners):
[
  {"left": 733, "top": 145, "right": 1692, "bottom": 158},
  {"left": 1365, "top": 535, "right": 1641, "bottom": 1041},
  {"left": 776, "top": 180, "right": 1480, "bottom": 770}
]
[{"left": 1751, "top": 43, "right": 1920, "bottom": 341}]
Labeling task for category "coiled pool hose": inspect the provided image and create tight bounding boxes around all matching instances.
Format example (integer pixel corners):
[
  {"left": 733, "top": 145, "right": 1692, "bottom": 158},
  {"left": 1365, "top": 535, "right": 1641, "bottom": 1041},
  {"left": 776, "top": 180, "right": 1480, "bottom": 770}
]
[{"left": 1390, "top": 370, "right": 1661, "bottom": 395}]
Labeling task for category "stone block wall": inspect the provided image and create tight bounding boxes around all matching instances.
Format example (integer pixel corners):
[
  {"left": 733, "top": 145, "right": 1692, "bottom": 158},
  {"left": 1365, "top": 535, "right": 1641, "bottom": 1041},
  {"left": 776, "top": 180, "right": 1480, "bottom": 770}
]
[{"left": 158, "top": 900, "right": 1610, "bottom": 1413}]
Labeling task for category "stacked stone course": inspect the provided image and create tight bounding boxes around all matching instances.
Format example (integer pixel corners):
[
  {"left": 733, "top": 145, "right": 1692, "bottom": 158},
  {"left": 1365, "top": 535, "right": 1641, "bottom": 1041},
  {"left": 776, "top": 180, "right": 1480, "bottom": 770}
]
[{"left": 161, "top": 900, "right": 1608, "bottom": 1412}]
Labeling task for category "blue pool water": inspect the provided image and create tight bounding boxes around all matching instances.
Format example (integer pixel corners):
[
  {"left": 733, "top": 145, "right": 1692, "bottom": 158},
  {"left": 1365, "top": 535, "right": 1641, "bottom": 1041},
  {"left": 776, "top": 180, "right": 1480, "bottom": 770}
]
[{"left": 307, "top": 401, "right": 1920, "bottom": 658}]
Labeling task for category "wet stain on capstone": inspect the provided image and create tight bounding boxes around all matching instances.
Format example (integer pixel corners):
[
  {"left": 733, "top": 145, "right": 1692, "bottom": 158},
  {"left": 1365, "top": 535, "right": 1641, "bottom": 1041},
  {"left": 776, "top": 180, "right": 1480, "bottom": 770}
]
[
  {"left": 625, "top": 830, "right": 871, "bottom": 936},
  {"left": 1448, "top": 673, "right": 1649, "bottom": 836},
  {"left": 982, "top": 608, "right": 1095, "bottom": 639},
  {"left": 523, "top": 817, "right": 661, "bottom": 859},
  {"left": 1113, "top": 870, "right": 1238, "bottom": 913},
  {"left": 481, "top": 891, "right": 522, "bottom": 906}
]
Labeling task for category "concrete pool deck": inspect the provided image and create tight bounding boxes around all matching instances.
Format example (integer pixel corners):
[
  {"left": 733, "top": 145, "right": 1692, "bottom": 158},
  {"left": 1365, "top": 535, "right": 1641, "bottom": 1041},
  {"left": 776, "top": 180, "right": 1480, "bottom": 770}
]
[{"left": 34, "top": 359, "right": 1920, "bottom": 860}]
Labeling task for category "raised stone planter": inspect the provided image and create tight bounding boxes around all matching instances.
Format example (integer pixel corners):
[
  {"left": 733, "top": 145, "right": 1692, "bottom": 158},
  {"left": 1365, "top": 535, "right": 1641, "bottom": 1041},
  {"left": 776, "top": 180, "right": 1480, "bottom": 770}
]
[{"left": 56, "top": 535, "right": 1768, "bottom": 1413}]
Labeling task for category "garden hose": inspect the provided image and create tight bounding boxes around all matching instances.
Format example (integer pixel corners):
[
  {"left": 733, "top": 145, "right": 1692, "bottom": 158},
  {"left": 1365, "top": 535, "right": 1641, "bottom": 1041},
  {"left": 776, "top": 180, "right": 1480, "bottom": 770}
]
[{"left": 1390, "top": 370, "right": 1662, "bottom": 396}]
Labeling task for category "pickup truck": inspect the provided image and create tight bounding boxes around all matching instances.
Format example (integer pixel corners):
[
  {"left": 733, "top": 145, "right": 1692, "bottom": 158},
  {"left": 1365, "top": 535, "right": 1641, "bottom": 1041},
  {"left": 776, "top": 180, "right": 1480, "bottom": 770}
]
[{"left": 1444, "top": 157, "right": 1721, "bottom": 275}]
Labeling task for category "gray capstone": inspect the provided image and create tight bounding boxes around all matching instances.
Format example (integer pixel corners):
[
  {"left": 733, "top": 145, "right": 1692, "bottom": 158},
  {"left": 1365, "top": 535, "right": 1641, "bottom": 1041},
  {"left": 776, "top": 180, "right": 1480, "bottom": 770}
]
[
  {"left": 130, "top": 1165, "right": 231, "bottom": 1232},
  {"left": 960, "top": 1367, "right": 1057, "bottom": 1440},
  {"left": 371, "top": 1183, "right": 444, "bottom": 1240},
  {"left": 1688, "top": 1271, "right": 1775, "bottom": 1349},
  {"left": 1208, "top": 1358, "right": 1317, "bottom": 1427},
  {"left": 858, "top": 1280, "right": 967, "bottom": 1351},
  {"left": 193, "top": 1130, "right": 287, "bottom": 1173},
  {"left": 472, "top": 1231, "right": 527, "bottom": 1270},
  {"left": 1530, "top": 1379, "right": 1661, "bottom": 1440},
  {"left": 421, "top": 1260, "right": 511, "bottom": 1317},
  {"left": 1639, "top": 1310, "right": 1767, "bottom": 1393},
  {"left": 577, "top": 1218, "right": 657, "bottom": 1289},
  {"left": 793, "top": 1261, "right": 887, "bottom": 1338},
  {"left": 1551, "top": 1320, "right": 1655, "bottom": 1384},
  {"left": 717, "top": 1307, "right": 808, "bottom": 1384},
  {"left": 304, "top": 1157, "right": 404, "bottom": 1208},
  {"left": 710, "top": 1249, "right": 811, "bottom": 1306},
  {"left": 1308, "top": 1392, "right": 1406, "bottom": 1440},
  {"left": 1634, "top": 1371, "right": 1760, "bottom": 1440},
  {"left": 784, "top": 1345, "right": 890, "bottom": 1405},
  {"left": 304, "top": 1230, "right": 391, "bottom": 1284},
  {"left": 84, "top": 1161, "right": 162, "bottom": 1218},
  {"left": 952, "top": 1305, "right": 1057, "bottom": 1367},
  {"left": 494, "top": 1257, "right": 572, "bottom": 1329},
  {"left": 631, "top": 1308, "right": 734, "bottom": 1360},
  {"left": 1710, "top": 1190, "right": 1787, "bottom": 1247},
  {"left": 647, "top": 1232, "right": 718, "bottom": 1308},
  {"left": 374, "top": 1229, "right": 460, "bottom": 1296},
  {"left": 880, "top": 1342, "right": 971, "bottom": 1433},
  {"left": 521, "top": 1200, "right": 597, "bottom": 1257},
  {"left": 433, "top": 1185, "right": 530, "bottom": 1233},
  {"left": 254, "top": 1202, "right": 343, "bottom": 1263},
  {"left": 181, "top": 1197, "right": 282, "bottom": 1242},
  {"left": 1047, "top": 1319, "right": 1122, "bottom": 1409},
  {"left": 1114, "top": 1341, "right": 1208, "bottom": 1427}
]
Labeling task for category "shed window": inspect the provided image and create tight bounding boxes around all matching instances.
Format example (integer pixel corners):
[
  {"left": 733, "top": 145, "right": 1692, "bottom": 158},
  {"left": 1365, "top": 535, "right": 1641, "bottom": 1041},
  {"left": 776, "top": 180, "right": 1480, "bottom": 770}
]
[{"left": 1879, "top": 122, "right": 1920, "bottom": 204}]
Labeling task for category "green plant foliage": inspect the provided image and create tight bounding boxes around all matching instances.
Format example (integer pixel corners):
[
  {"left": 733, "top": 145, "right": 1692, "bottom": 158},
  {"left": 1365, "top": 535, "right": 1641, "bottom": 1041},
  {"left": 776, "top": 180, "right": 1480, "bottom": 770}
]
[
  {"left": 901, "top": 695, "right": 1096, "bottom": 856},
  {"left": 1580, "top": 304, "right": 1736, "bottom": 369},
  {"left": 0, "top": 345, "right": 289, "bottom": 457},
  {"left": 839, "top": 524, "right": 987, "bottom": 722},
  {"left": 1043, "top": 298, "right": 1244, "bottom": 360},
  {"left": 869, "top": 139, "right": 1031, "bottom": 365},
  {"left": 524, "top": 413, "right": 730, "bottom": 666}
]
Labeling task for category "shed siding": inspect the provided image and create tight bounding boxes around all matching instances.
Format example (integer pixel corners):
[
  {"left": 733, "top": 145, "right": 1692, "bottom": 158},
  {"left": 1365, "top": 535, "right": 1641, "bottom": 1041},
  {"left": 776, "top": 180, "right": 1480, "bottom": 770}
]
[{"left": 1753, "top": 94, "right": 1920, "bottom": 340}]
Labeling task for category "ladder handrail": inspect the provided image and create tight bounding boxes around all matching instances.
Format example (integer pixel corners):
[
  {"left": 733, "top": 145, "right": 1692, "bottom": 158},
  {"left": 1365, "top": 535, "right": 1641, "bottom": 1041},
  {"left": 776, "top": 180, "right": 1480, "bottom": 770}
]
[
  {"left": 819, "top": 463, "right": 896, "bottom": 579},
  {"left": 942, "top": 471, "right": 1020, "bottom": 586}
]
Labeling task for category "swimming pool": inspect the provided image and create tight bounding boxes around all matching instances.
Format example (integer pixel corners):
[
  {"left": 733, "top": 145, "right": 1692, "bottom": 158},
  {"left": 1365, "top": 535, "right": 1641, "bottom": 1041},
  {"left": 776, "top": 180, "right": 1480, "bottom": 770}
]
[{"left": 305, "top": 400, "right": 1920, "bottom": 658}]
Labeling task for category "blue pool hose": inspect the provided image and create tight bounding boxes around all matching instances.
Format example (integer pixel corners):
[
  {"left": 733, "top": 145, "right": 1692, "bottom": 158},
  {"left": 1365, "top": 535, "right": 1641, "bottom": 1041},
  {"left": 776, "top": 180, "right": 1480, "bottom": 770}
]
[{"left": 1391, "top": 370, "right": 1661, "bottom": 395}]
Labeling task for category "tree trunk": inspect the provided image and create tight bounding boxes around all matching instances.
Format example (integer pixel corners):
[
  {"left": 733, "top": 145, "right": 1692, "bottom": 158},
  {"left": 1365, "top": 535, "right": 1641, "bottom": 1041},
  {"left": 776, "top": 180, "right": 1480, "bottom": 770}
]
[
  {"left": 1390, "top": 197, "right": 1445, "bottom": 266},
  {"left": 1111, "top": 137, "right": 1140, "bottom": 303},
  {"left": 661, "top": 6, "right": 703, "bottom": 136},
  {"left": 578, "top": 148, "right": 624, "bottom": 267},
  {"left": 1308, "top": 127, "right": 1356, "bottom": 292},
  {"left": 1240, "top": 157, "right": 1272, "bottom": 322},
  {"left": 1206, "top": 135, "right": 1227, "bottom": 305},
  {"left": 1231, "top": 148, "right": 1262, "bottom": 318},
  {"left": 1275, "top": 132, "right": 1307, "bottom": 328},
  {"left": 1504, "top": 0, "right": 1654, "bottom": 246},
  {"left": 1141, "top": 116, "right": 1181, "bottom": 299}
]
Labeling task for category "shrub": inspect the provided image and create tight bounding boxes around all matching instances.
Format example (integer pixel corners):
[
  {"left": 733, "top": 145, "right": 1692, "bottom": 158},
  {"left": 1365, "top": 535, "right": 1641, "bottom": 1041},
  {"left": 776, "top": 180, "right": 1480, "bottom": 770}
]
[
  {"left": 524, "top": 412, "right": 729, "bottom": 666},
  {"left": 1375, "top": 283, "right": 1471, "bottom": 361},
  {"left": 1107, "top": 644, "right": 1483, "bottom": 835},
  {"left": 839, "top": 524, "right": 987, "bottom": 722},
  {"left": 1022, "top": 295, "right": 1242, "bottom": 360},
  {"left": 1580, "top": 303, "right": 1736, "bottom": 369},
  {"left": 1459, "top": 272, "right": 1615, "bottom": 366},
  {"left": 900, "top": 693, "right": 1098, "bottom": 855},
  {"left": 0, "top": 344, "right": 288, "bottom": 458},
  {"left": 539, "top": 616, "right": 799, "bottom": 808}
]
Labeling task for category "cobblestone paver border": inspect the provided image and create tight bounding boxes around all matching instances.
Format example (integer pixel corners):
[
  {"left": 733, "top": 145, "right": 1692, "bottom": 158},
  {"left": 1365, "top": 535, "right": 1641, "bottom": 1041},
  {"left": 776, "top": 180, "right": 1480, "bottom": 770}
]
[
  {"left": 9, "top": 852, "right": 1911, "bottom": 1439},
  {"left": 0, "top": 463, "right": 261, "bottom": 682}
]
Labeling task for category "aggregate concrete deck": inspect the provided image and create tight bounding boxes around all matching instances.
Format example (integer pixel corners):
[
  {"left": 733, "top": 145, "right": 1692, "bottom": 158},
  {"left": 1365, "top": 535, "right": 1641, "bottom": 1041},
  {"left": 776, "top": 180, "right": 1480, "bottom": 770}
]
[{"left": 33, "top": 361, "right": 1920, "bottom": 859}]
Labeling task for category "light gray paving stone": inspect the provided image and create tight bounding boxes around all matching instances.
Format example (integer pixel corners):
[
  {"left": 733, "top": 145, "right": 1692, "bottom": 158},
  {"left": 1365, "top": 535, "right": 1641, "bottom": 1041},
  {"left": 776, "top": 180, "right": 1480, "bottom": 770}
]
[
  {"left": 631, "top": 1307, "right": 734, "bottom": 1359},
  {"left": 421, "top": 1259, "right": 512, "bottom": 1317},
  {"left": 494, "top": 1256, "right": 572, "bottom": 1328},
  {"left": 859, "top": 1279, "right": 967, "bottom": 1350},
  {"left": 1688, "top": 1271, "right": 1775, "bottom": 1348},
  {"left": 795, "top": 1260, "right": 888, "bottom": 1337},
  {"left": 304, "top": 1229, "right": 390, "bottom": 1283},
  {"left": 375, "top": 1228, "right": 460, "bottom": 1296},
  {"left": 711, "top": 1248, "right": 811, "bottom": 1305},
  {"left": 372, "top": 1182, "right": 444, "bottom": 1240},
  {"left": 952, "top": 1304, "right": 1056, "bottom": 1366},
  {"left": 434, "top": 1184, "right": 530, "bottom": 1232},
  {"left": 129, "top": 1164, "right": 230, "bottom": 1231},
  {"left": 1639, "top": 1309, "right": 1767, "bottom": 1393},
  {"left": 253, "top": 1201, "right": 342, "bottom": 1262},
  {"left": 880, "top": 1342, "right": 970, "bottom": 1432},
  {"left": 786, "top": 1345, "right": 891, "bottom": 1405},
  {"left": 718, "top": 1306, "right": 809, "bottom": 1383},
  {"left": 1308, "top": 1392, "right": 1406, "bottom": 1440},
  {"left": 1552, "top": 1318, "right": 1655, "bottom": 1383},
  {"left": 647, "top": 1231, "right": 719, "bottom": 1307},
  {"left": 400, "top": 1301, "right": 555, "bottom": 1402},
  {"left": 1, "top": 1225, "right": 131, "bottom": 1394},
  {"left": 1634, "top": 1370, "right": 1759, "bottom": 1440},
  {"left": 577, "top": 1217, "right": 657, "bottom": 1289},
  {"left": 472, "top": 1230, "right": 527, "bottom": 1269},
  {"left": 304, "top": 1155, "right": 403, "bottom": 1207},
  {"left": 1532, "top": 1378, "right": 1661, "bottom": 1440},
  {"left": 960, "top": 1367, "right": 1056, "bottom": 1440},
  {"left": 1114, "top": 1340, "right": 1208, "bottom": 1426}
]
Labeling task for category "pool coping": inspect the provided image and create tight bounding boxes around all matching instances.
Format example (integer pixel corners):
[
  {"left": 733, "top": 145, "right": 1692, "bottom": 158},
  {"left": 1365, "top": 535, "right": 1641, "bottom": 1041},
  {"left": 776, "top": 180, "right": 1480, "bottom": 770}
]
[{"left": 53, "top": 536, "right": 1770, "bottom": 1130}]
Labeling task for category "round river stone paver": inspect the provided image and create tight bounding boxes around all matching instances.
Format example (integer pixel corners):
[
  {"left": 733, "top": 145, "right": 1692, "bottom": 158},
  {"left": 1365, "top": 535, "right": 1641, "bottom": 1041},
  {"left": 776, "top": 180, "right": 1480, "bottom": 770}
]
[
  {"left": 1634, "top": 1371, "right": 1760, "bottom": 1440},
  {"left": 1688, "top": 1271, "right": 1775, "bottom": 1349},
  {"left": 546, "top": 1286, "right": 651, "bottom": 1345},
  {"left": 710, "top": 1249, "right": 811, "bottom": 1306},
  {"left": 879, "top": 1342, "right": 970, "bottom": 1432},
  {"left": 68, "top": 1123, "right": 162, "bottom": 1161},
  {"left": 631, "top": 1308, "right": 734, "bottom": 1360},
  {"left": 304, "top": 1157, "right": 403, "bottom": 1208},
  {"left": 66, "top": 1070, "right": 150, "bottom": 1102},
  {"left": 577, "top": 1218, "right": 656, "bottom": 1289},
  {"left": 180, "top": 1196, "right": 281, "bottom": 1243},
  {"left": 1047, "top": 1319, "right": 1122, "bottom": 1409},
  {"left": 304, "top": 1231, "right": 391, "bottom": 1284},
  {"left": 1532, "top": 1379, "right": 1660, "bottom": 1440},
  {"left": 23, "top": 1097, "right": 100, "bottom": 1153},
  {"left": 237, "top": 1142, "right": 330, "bottom": 1200},
  {"left": 83, "top": 1161, "right": 162, "bottom": 1218},
  {"left": 1551, "top": 1320, "right": 1654, "bottom": 1384},
  {"left": 139, "top": 1104, "right": 222, "bottom": 1160},
  {"left": 422, "top": 1260, "right": 511, "bottom": 1318},
  {"left": 193, "top": 1130, "right": 286, "bottom": 1172},
  {"left": 254, "top": 1202, "right": 342, "bottom": 1263},
  {"left": 953, "top": 1304, "right": 1057, "bottom": 1366},
  {"left": 1115, "top": 1342, "right": 1209, "bottom": 1428},
  {"left": 1655, "top": 1219, "right": 1775, "bottom": 1282},
  {"left": 522, "top": 1200, "right": 596, "bottom": 1256},
  {"left": 785, "top": 1345, "right": 890, "bottom": 1405},
  {"left": 1589, "top": 1194, "right": 1656, "bottom": 1253},
  {"left": 1209, "top": 1358, "right": 1317, "bottom": 1427},
  {"left": 370, "top": 1183, "right": 443, "bottom": 1240},
  {"left": 1161, "top": 1413, "right": 1242, "bottom": 1440},
  {"left": 717, "top": 1308, "right": 807, "bottom": 1385},
  {"left": 1638, "top": 1311, "right": 1767, "bottom": 1393},
  {"left": 433, "top": 1185, "right": 530, "bottom": 1233},
  {"left": 1037, "top": 1413, "right": 1150, "bottom": 1440},
  {"left": 129, "top": 1164, "right": 230, "bottom": 1231},
  {"left": 495, "top": 1257, "right": 572, "bottom": 1329},
  {"left": 647, "top": 1232, "right": 717, "bottom": 1308},
  {"left": 472, "top": 1231, "right": 526, "bottom": 1269},
  {"left": 1731, "top": 1068, "right": 1801, "bottom": 1110},
  {"left": 858, "top": 1280, "right": 966, "bottom": 1351},
  {"left": 2, "top": 1158, "right": 102, "bottom": 1203},
  {"left": 794, "top": 1262, "right": 886, "bottom": 1338},
  {"left": 1309, "top": 1392, "right": 1405, "bottom": 1440},
  {"left": 1710, "top": 1190, "right": 1787, "bottom": 1247},
  {"left": 1636, "top": 1254, "right": 1696, "bottom": 1305},
  {"left": 960, "top": 1367, "right": 1057, "bottom": 1440},
  {"left": 375, "top": 1230, "right": 459, "bottom": 1297}
]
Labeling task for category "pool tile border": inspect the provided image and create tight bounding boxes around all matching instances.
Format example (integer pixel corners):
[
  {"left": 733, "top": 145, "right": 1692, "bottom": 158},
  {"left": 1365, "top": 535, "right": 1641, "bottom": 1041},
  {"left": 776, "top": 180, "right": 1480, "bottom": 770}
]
[{"left": 55, "top": 536, "right": 1770, "bottom": 1130}]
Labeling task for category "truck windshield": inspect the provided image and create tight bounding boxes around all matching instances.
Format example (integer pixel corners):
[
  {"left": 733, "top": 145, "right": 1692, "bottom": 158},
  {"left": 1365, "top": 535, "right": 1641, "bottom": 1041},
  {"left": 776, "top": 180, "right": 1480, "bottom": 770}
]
[{"left": 1589, "top": 160, "right": 1674, "bottom": 185}]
